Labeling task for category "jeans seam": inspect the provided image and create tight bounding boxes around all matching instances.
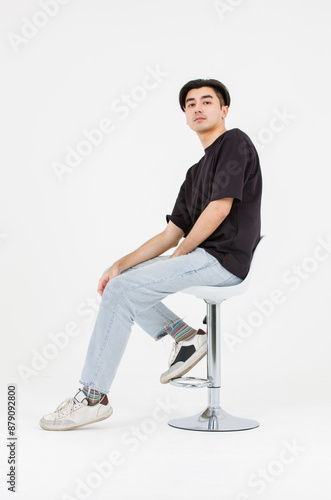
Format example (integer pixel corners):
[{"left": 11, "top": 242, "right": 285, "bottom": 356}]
[
  {"left": 115, "top": 259, "right": 219, "bottom": 295},
  {"left": 88, "top": 289, "right": 124, "bottom": 384}
]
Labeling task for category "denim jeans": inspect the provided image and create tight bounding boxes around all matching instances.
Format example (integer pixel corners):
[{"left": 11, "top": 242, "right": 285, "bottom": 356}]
[{"left": 79, "top": 247, "right": 242, "bottom": 394}]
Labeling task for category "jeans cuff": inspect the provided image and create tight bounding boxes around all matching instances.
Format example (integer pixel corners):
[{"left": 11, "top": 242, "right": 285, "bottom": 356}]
[
  {"left": 154, "top": 316, "right": 185, "bottom": 341},
  {"left": 79, "top": 379, "right": 109, "bottom": 395}
]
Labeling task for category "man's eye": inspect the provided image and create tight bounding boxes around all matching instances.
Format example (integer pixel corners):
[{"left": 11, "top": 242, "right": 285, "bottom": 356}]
[{"left": 204, "top": 101, "right": 211, "bottom": 105}]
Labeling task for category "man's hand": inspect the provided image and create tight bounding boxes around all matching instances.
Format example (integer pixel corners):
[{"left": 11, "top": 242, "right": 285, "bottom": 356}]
[
  {"left": 169, "top": 251, "right": 180, "bottom": 259},
  {"left": 97, "top": 264, "right": 121, "bottom": 296}
]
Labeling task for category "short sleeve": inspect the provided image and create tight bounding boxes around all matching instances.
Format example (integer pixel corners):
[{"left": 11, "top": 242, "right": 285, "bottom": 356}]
[
  {"left": 166, "top": 180, "right": 192, "bottom": 237},
  {"left": 210, "top": 133, "right": 254, "bottom": 206}
]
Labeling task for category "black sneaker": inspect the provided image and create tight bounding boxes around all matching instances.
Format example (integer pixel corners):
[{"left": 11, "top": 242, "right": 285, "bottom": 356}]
[{"left": 160, "top": 329, "right": 207, "bottom": 384}]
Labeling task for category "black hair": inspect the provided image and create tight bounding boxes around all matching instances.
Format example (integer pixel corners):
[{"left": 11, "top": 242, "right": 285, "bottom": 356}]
[{"left": 179, "top": 78, "right": 231, "bottom": 111}]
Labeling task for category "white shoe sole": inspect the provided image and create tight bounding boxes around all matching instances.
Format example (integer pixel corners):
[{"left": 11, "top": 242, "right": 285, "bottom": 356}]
[
  {"left": 160, "top": 341, "right": 207, "bottom": 384},
  {"left": 39, "top": 407, "right": 113, "bottom": 431}
]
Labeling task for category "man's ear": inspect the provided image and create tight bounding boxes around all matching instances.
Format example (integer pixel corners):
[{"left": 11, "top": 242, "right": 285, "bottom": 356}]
[{"left": 221, "top": 105, "right": 229, "bottom": 119}]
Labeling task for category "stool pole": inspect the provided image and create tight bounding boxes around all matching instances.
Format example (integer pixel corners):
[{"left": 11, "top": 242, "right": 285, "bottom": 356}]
[
  {"left": 168, "top": 298, "right": 260, "bottom": 431},
  {"left": 206, "top": 302, "right": 221, "bottom": 408}
]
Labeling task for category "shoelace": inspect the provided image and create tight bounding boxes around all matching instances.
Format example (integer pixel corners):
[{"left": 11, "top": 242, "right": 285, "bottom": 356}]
[
  {"left": 54, "top": 397, "right": 78, "bottom": 417},
  {"left": 168, "top": 340, "right": 185, "bottom": 366}
]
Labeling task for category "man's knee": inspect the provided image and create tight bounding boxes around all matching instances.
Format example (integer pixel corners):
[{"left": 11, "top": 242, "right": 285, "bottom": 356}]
[{"left": 103, "top": 274, "right": 133, "bottom": 297}]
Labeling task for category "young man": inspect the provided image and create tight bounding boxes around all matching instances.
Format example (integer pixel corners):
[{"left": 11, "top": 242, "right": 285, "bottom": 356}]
[{"left": 40, "top": 78, "right": 262, "bottom": 431}]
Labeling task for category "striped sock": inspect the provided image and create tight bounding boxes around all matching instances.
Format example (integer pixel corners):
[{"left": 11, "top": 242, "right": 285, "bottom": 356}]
[
  {"left": 166, "top": 319, "right": 198, "bottom": 343},
  {"left": 82, "top": 385, "right": 104, "bottom": 406}
]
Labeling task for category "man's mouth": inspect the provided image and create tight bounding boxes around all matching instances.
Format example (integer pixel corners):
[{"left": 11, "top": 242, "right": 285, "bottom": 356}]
[{"left": 194, "top": 117, "right": 206, "bottom": 121}]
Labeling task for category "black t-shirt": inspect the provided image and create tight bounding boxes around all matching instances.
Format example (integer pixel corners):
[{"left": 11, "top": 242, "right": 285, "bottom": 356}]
[{"left": 166, "top": 128, "right": 262, "bottom": 280}]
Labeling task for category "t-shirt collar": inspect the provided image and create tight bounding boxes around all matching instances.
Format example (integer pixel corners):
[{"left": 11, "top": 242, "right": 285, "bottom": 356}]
[{"left": 204, "top": 130, "right": 229, "bottom": 153}]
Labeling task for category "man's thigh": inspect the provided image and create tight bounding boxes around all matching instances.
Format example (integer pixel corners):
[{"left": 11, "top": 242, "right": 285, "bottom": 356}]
[
  {"left": 121, "top": 254, "right": 170, "bottom": 275},
  {"left": 107, "top": 247, "right": 233, "bottom": 296}
]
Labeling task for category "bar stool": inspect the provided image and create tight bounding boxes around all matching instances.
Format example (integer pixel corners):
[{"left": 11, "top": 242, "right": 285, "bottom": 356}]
[{"left": 168, "top": 235, "right": 266, "bottom": 432}]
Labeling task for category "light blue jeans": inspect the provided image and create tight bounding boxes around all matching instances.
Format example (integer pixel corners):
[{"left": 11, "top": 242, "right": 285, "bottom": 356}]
[{"left": 79, "top": 247, "right": 242, "bottom": 394}]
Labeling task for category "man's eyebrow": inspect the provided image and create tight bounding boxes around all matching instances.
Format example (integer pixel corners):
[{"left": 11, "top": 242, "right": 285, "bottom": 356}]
[{"left": 185, "top": 94, "right": 214, "bottom": 103}]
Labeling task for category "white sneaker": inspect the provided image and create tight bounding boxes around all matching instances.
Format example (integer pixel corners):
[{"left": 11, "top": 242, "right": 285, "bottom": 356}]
[
  {"left": 39, "top": 389, "right": 113, "bottom": 431},
  {"left": 160, "top": 329, "right": 207, "bottom": 384}
]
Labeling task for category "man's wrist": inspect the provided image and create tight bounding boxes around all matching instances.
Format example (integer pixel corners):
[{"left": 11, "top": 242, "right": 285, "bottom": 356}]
[{"left": 114, "top": 259, "right": 125, "bottom": 273}]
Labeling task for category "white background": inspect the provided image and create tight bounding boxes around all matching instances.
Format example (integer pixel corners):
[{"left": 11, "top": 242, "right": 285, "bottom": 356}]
[{"left": 0, "top": 0, "right": 330, "bottom": 499}]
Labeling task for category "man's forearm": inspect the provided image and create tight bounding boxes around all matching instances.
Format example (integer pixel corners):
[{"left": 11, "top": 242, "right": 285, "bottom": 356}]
[
  {"left": 171, "top": 203, "right": 228, "bottom": 258},
  {"left": 115, "top": 231, "right": 177, "bottom": 272}
]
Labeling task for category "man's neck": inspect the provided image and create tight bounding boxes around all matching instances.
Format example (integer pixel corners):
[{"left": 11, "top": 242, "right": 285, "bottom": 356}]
[{"left": 197, "top": 123, "right": 227, "bottom": 150}]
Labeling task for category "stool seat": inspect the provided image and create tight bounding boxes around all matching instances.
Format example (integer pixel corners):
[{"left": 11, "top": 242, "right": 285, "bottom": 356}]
[
  {"left": 168, "top": 236, "right": 266, "bottom": 432},
  {"left": 180, "top": 235, "right": 266, "bottom": 303}
]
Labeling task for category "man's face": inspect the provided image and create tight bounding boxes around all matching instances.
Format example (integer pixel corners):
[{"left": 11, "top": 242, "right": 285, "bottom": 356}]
[{"left": 184, "top": 86, "right": 228, "bottom": 132}]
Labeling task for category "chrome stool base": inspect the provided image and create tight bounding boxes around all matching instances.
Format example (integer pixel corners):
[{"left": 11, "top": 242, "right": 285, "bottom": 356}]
[
  {"left": 168, "top": 406, "right": 259, "bottom": 432},
  {"left": 167, "top": 300, "right": 261, "bottom": 432}
]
